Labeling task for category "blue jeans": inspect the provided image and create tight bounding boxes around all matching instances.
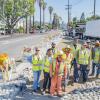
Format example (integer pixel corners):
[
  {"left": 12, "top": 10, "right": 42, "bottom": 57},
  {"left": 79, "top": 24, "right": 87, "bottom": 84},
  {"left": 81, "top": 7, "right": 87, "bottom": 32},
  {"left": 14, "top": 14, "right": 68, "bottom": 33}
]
[
  {"left": 92, "top": 63, "right": 100, "bottom": 76},
  {"left": 33, "top": 71, "right": 41, "bottom": 90},
  {"left": 73, "top": 59, "right": 79, "bottom": 82},
  {"left": 80, "top": 64, "right": 89, "bottom": 82},
  {"left": 96, "top": 63, "right": 100, "bottom": 76},
  {"left": 43, "top": 71, "right": 51, "bottom": 91}
]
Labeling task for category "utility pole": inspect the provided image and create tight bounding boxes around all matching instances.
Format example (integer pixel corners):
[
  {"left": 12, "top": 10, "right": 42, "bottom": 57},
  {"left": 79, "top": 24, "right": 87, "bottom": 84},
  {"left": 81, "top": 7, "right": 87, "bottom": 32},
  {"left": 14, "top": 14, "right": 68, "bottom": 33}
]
[
  {"left": 94, "top": 0, "right": 96, "bottom": 19},
  {"left": 65, "top": 0, "right": 72, "bottom": 33}
]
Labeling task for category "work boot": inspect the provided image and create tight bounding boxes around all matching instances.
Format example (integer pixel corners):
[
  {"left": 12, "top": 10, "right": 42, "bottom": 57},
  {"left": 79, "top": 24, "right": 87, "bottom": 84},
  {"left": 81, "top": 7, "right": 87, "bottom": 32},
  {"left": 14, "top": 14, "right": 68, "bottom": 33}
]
[
  {"left": 33, "top": 89, "right": 38, "bottom": 93},
  {"left": 96, "top": 75, "right": 99, "bottom": 78},
  {"left": 47, "top": 89, "right": 50, "bottom": 94},
  {"left": 48, "top": 94, "right": 57, "bottom": 98},
  {"left": 57, "top": 94, "right": 63, "bottom": 97},
  {"left": 42, "top": 91, "right": 46, "bottom": 95}
]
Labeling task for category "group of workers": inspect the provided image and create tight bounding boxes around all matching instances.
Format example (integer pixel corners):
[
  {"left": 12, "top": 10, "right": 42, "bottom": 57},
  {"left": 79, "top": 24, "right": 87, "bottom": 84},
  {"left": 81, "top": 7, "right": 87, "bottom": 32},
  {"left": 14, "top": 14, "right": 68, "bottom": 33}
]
[
  {"left": 0, "top": 35, "right": 99, "bottom": 97},
  {"left": 31, "top": 39, "right": 100, "bottom": 97}
]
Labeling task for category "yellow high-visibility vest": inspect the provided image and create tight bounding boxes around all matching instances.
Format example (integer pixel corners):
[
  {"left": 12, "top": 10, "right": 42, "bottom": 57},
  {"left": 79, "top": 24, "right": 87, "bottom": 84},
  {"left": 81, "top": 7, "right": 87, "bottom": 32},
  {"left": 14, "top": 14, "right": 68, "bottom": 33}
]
[
  {"left": 44, "top": 56, "right": 52, "bottom": 73},
  {"left": 78, "top": 49, "right": 90, "bottom": 65},
  {"left": 93, "top": 48, "right": 100, "bottom": 63},
  {"left": 32, "top": 55, "right": 42, "bottom": 71},
  {"left": 72, "top": 45, "right": 80, "bottom": 59},
  {"left": 0, "top": 53, "right": 9, "bottom": 67},
  {"left": 65, "top": 53, "right": 73, "bottom": 69},
  {"left": 52, "top": 60, "right": 65, "bottom": 76}
]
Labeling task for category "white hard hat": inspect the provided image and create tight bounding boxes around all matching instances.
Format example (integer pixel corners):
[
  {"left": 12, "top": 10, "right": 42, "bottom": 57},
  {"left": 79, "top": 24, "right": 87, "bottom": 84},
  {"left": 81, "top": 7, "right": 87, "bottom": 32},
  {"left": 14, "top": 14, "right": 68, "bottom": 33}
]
[{"left": 66, "top": 45, "right": 71, "bottom": 49}]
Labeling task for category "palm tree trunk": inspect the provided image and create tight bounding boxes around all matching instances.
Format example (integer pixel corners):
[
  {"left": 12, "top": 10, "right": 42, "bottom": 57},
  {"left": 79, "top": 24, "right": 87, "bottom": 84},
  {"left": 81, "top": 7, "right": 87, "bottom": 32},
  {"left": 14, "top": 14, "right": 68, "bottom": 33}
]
[
  {"left": 30, "top": 16, "right": 31, "bottom": 32},
  {"left": 26, "top": 16, "right": 28, "bottom": 34},
  {"left": 43, "top": 10, "right": 45, "bottom": 28},
  {"left": 40, "top": 6, "right": 42, "bottom": 29},
  {"left": 50, "top": 14, "right": 52, "bottom": 24},
  {"left": 33, "top": 15, "right": 35, "bottom": 28},
  {"left": 33, "top": 15, "right": 35, "bottom": 33}
]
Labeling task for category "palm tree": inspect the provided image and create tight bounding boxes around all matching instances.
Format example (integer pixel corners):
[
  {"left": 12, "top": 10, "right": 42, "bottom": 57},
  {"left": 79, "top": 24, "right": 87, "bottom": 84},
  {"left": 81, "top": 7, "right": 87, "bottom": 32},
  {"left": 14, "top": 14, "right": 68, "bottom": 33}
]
[
  {"left": 52, "top": 13, "right": 58, "bottom": 29},
  {"left": 42, "top": 2, "right": 47, "bottom": 28},
  {"left": 26, "top": 0, "right": 36, "bottom": 34},
  {"left": 48, "top": 6, "right": 53, "bottom": 24},
  {"left": 26, "top": 15, "right": 28, "bottom": 34},
  {"left": 32, "top": 0, "right": 36, "bottom": 32},
  {"left": 37, "top": 0, "right": 44, "bottom": 29}
]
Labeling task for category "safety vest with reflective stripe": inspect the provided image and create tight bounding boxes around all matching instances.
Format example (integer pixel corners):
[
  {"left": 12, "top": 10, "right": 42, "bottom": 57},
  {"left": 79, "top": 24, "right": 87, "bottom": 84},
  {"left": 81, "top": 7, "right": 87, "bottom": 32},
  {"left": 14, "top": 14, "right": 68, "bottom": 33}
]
[
  {"left": 78, "top": 49, "right": 90, "bottom": 65},
  {"left": 65, "top": 53, "right": 73, "bottom": 69},
  {"left": 52, "top": 60, "right": 65, "bottom": 76},
  {"left": 72, "top": 45, "right": 80, "bottom": 59},
  {"left": 44, "top": 56, "right": 52, "bottom": 73},
  {"left": 93, "top": 48, "right": 100, "bottom": 63},
  {"left": 32, "top": 55, "right": 42, "bottom": 71}
]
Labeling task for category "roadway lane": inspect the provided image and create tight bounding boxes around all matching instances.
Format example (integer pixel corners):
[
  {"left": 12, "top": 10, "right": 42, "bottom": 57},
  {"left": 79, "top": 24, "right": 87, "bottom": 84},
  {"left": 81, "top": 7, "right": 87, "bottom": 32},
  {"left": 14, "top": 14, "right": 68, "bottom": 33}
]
[{"left": 0, "top": 34, "right": 45, "bottom": 58}]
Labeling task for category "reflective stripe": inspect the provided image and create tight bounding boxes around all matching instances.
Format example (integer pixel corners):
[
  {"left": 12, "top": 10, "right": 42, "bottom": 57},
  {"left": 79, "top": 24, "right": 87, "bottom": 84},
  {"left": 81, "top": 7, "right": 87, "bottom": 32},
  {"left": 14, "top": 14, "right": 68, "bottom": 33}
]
[
  {"left": 72, "top": 46, "right": 80, "bottom": 59},
  {"left": 33, "top": 64, "right": 42, "bottom": 66},
  {"left": 32, "top": 55, "right": 42, "bottom": 71},
  {"left": 78, "top": 49, "right": 90, "bottom": 65},
  {"left": 52, "top": 61, "right": 65, "bottom": 76},
  {"left": 44, "top": 56, "right": 52, "bottom": 73}
]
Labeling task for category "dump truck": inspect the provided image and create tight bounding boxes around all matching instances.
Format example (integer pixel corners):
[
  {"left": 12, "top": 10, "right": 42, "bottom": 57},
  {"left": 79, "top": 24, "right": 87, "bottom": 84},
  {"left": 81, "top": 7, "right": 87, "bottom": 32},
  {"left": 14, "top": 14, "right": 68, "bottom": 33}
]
[{"left": 84, "top": 20, "right": 100, "bottom": 39}]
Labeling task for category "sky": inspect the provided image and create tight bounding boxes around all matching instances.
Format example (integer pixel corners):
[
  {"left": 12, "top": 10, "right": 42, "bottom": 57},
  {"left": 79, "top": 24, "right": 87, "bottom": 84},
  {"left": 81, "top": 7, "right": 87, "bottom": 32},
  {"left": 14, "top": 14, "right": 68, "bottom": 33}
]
[{"left": 34, "top": 0, "right": 100, "bottom": 23}]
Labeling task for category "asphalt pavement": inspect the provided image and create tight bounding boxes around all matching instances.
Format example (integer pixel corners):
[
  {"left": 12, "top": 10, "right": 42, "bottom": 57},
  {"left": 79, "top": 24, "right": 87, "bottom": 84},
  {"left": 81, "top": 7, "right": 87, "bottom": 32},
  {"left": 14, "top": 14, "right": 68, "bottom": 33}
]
[{"left": 0, "top": 30, "right": 56, "bottom": 58}]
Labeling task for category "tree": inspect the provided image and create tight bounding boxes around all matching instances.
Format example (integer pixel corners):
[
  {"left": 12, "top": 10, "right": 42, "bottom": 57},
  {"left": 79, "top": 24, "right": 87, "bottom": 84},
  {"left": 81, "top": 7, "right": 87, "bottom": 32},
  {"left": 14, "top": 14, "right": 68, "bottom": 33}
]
[
  {"left": 72, "top": 17, "right": 77, "bottom": 27},
  {"left": 48, "top": 6, "right": 53, "bottom": 24},
  {"left": 80, "top": 12, "right": 86, "bottom": 23},
  {"left": 37, "top": 0, "right": 44, "bottom": 29},
  {"left": 0, "top": 0, "right": 35, "bottom": 34},
  {"left": 29, "top": 0, "right": 37, "bottom": 33},
  {"left": 73, "top": 17, "right": 77, "bottom": 23},
  {"left": 86, "top": 15, "right": 100, "bottom": 21},
  {"left": 32, "top": 0, "right": 36, "bottom": 32},
  {"left": 42, "top": 2, "right": 47, "bottom": 28},
  {"left": 52, "top": 13, "right": 59, "bottom": 29}
]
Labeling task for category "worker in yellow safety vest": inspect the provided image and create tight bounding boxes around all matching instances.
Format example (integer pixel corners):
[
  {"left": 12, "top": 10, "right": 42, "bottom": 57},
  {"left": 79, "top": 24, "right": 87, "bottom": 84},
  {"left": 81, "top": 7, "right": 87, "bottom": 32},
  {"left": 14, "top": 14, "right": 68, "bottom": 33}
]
[
  {"left": 91, "top": 40, "right": 100, "bottom": 78},
  {"left": 71, "top": 38, "right": 81, "bottom": 82},
  {"left": 63, "top": 45, "right": 73, "bottom": 87},
  {"left": 50, "top": 51, "right": 67, "bottom": 97},
  {"left": 77, "top": 42, "right": 91, "bottom": 82},
  {"left": 42, "top": 48, "right": 53, "bottom": 95},
  {"left": 32, "top": 47, "right": 43, "bottom": 93}
]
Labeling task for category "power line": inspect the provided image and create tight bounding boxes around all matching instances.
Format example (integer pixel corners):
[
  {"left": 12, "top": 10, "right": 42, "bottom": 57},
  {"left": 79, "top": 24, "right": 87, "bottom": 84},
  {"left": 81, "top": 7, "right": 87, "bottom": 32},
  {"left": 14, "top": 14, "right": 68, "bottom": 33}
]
[{"left": 72, "top": 0, "right": 84, "bottom": 7}]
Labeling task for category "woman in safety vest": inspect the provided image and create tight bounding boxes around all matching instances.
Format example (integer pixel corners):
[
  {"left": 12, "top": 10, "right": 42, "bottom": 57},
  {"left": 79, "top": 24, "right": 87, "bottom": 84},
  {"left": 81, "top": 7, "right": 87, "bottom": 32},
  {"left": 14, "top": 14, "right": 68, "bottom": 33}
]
[
  {"left": 42, "top": 48, "right": 53, "bottom": 95},
  {"left": 50, "top": 51, "right": 67, "bottom": 97}
]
